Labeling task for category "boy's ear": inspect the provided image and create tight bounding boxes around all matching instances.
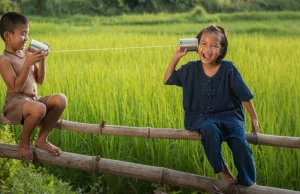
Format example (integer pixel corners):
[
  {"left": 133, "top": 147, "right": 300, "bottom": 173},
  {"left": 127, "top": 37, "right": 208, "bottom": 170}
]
[{"left": 4, "top": 32, "right": 11, "bottom": 41}]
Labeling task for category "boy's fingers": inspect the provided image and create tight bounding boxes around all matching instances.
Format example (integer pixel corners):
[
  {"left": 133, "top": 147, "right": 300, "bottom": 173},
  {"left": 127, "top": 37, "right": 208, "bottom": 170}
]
[{"left": 33, "top": 49, "right": 43, "bottom": 55}]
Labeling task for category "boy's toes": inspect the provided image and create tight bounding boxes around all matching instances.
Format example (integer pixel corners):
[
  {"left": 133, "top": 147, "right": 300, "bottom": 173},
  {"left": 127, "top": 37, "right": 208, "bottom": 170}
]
[
  {"left": 48, "top": 144, "right": 61, "bottom": 156},
  {"left": 54, "top": 147, "right": 61, "bottom": 155},
  {"left": 35, "top": 141, "right": 61, "bottom": 156},
  {"left": 19, "top": 146, "right": 34, "bottom": 163}
]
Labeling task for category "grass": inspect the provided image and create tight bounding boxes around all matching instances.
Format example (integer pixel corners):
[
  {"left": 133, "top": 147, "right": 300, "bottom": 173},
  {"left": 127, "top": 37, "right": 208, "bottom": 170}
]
[{"left": 0, "top": 11, "right": 299, "bottom": 193}]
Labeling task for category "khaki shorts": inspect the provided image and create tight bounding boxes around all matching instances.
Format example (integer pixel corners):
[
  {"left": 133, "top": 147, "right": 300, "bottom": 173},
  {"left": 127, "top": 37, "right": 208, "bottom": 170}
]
[{"left": 2, "top": 93, "right": 49, "bottom": 124}]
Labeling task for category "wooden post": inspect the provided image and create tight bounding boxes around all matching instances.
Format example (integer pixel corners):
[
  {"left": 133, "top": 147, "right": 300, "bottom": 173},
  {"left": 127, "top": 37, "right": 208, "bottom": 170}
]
[{"left": 0, "top": 143, "right": 299, "bottom": 194}]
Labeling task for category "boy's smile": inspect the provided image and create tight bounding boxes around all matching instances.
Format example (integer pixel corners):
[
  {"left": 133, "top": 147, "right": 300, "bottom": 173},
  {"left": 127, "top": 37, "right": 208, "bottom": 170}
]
[{"left": 198, "top": 31, "right": 221, "bottom": 66}]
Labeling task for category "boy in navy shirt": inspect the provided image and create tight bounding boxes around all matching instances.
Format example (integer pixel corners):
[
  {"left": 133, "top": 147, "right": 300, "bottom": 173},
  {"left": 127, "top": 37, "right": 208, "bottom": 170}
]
[{"left": 163, "top": 24, "right": 259, "bottom": 186}]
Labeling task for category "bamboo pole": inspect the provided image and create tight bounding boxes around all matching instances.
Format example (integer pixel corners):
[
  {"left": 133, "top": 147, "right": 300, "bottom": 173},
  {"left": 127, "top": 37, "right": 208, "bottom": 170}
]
[
  {"left": 0, "top": 142, "right": 299, "bottom": 194},
  {"left": 1, "top": 115, "right": 299, "bottom": 148},
  {"left": 58, "top": 119, "right": 300, "bottom": 148}
]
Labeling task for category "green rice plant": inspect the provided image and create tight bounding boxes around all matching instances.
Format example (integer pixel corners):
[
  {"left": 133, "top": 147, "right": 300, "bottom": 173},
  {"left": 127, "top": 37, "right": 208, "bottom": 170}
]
[{"left": 0, "top": 14, "right": 299, "bottom": 193}]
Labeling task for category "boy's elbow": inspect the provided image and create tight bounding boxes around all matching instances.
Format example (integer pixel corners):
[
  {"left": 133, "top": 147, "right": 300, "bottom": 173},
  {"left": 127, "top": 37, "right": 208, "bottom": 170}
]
[
  {"left": 163, "top": 76, "right": 170, "bottom": 84},
  {"left": 36, "top": 80, "right": 44, "bottom": 85},
  {"left": 163, "top": 79, "right": 170, "bottom": 85},
  {"left": 36, "top": 78, "right": 45, "bottom": 85}
]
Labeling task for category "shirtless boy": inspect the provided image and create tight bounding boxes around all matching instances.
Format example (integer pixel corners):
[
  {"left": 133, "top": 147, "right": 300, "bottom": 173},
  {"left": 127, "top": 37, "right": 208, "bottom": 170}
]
[{"left": 0, "top": 12, "right": 67, "bottom": 162}]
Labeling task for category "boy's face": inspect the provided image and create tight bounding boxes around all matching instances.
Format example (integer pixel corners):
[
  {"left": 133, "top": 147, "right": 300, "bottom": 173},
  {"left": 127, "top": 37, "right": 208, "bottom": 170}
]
[
  {"left": 5, "top": 24, "right": 29, "bottom": 51},
  {"left": 198, "top": 31, "right": 221, "bottom": 65}
]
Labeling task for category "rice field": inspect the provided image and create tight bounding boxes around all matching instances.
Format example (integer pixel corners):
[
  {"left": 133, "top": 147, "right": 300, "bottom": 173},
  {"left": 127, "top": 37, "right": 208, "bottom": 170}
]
[{"left": 0, "top": 16, "right": 300, "bottom": 193}]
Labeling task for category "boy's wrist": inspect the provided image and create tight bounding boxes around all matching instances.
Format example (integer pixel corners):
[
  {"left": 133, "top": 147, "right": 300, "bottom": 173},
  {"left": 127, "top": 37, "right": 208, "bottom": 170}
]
[{"left": 23, "top": 61, "right": 33, "bottom": 68}]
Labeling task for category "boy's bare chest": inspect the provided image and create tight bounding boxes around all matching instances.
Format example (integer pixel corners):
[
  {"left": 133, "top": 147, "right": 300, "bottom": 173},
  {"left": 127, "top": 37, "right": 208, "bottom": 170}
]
[{"left": 10, "top": 58, "right": 34, "bottom": 75}]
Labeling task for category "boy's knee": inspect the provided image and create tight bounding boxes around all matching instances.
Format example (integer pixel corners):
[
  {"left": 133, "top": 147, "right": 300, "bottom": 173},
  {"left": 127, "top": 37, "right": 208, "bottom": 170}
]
[
  {"left": 200, "top": 123, "right": 220, "bottom": 137},
  {"left": 52, "top": 93, "right": 67, "bottom": 109},
  {"left": 30, "top": 103, "right": 47, "bottom": 119}
]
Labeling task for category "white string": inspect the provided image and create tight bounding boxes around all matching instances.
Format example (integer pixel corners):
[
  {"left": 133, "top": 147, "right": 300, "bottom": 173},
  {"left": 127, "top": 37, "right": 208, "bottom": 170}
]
[{"left": 51, "top": 45, "right": 178, "bottom": 53}]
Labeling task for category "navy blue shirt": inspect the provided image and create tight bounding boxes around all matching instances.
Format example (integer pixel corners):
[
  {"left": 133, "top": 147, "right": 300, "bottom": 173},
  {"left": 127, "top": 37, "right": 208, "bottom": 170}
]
[{"left": 165, "top": 60, "right": 253, "bottom": 130}]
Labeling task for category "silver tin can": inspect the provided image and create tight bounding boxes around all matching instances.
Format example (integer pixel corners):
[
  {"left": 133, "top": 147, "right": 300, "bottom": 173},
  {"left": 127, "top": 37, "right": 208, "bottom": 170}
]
[
  {"left": 180, "top": 38, "right": 198, "bottom": 51},
  {"left": 28, "top": 39, "right": 49, "bottom": 53}
]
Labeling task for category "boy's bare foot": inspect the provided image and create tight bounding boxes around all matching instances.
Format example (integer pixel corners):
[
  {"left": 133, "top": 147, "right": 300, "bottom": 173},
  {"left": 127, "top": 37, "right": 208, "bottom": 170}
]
[
  {"left": 35, "top": 140, "right": 61, "bottom": 156},
  {"left": 18, "top": 142, "right": 33, "bottom": 162},
  {"left": 220, "top": 163, "right": 236, "bottom": 182}
]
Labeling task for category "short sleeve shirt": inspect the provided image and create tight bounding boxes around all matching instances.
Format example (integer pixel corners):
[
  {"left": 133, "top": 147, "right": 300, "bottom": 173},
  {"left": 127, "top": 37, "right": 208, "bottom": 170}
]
[{"left": 165, "top": 60, "right": 253, "bottom": 130}]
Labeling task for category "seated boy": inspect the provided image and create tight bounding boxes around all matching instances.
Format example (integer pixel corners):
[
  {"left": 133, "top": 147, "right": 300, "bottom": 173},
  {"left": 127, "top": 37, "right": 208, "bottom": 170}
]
[{"left": 0, "top": 12, "right": 67, "bottom": 162}]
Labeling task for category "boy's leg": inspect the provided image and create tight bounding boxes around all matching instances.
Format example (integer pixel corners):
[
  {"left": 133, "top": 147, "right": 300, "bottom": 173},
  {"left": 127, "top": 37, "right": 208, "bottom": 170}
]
[
  {"left": 197, "top": 120, "right": 235, "bottom": 181},
  {"left": 35, "top": 94, "right": 67, "bottom": 155},
  {"left": 20, "top": 101, "right": 47, "bottom": 162},
  {"left": 226, "top": 129, "right": 256, "bottom": 186}
]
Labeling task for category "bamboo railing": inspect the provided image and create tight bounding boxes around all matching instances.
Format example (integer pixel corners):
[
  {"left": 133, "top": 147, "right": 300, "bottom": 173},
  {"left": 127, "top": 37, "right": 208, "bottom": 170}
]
[
  {"left": 0, "top": 115, "right": 299, "bottom": 149},
  {"left": 0, "top": 142, "right": 299, "bottom": 194}
]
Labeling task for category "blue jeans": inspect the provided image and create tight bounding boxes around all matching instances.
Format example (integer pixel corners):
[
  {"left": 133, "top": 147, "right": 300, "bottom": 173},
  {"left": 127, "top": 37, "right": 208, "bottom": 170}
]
[{"left": 192, "top": 119, "right": 256, "bottom": 186}]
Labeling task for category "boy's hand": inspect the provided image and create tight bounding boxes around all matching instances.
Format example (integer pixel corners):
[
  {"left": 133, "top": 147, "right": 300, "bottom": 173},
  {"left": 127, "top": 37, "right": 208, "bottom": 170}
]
[
  {"left": 24, "top": 49, "right": 48, "bottom": 67},
  {"left": 43, "top": 42, "right": 50, "bottom": 56},
  {"left": 174, "top": 45, "right": 188, "bottom": 59},
  {"left": 251, "top": 117, "right": 260, "bottom": 135}
]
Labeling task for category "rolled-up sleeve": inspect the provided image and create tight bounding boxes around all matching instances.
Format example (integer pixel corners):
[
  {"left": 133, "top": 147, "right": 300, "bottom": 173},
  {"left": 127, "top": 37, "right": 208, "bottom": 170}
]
[
  {"left": 230, "top": 66, "right": 254, "bottom": 102},
  {"left": 165, "top": 64, "right": 187, "bottom": 87}
]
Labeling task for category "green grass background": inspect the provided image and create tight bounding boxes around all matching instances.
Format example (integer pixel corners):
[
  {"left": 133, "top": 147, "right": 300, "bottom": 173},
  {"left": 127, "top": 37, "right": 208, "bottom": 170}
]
[{"left": 0, "top": 11, "right": 299, "bottom": 193}]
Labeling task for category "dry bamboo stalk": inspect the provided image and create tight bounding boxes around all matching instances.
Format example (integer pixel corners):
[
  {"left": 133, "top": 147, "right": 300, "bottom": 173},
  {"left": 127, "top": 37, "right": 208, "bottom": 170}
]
[
  {"left": 0, "top": 142, "right": 299, "bottom": 194},
  {"left": 57, "top": 119, "right": 300, "bottom": 148},
  {"left": 1, "top": 115, "right": 299, "bottom": 148}
]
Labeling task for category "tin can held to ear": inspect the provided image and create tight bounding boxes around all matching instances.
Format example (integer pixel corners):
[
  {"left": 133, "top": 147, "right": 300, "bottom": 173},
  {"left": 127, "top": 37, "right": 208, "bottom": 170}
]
[
  {"left": 180, "top": 38, "right": 198, "bottom": 51},
  {"left": 28, "top": 39, "right": 49, "bottom": 53}
]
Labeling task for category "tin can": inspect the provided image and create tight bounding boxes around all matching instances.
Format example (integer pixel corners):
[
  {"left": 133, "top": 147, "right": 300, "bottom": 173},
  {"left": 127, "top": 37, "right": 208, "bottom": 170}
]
[
  {"left": 28, "top": 39, "right": 49, "bottom": 53},
  {"left": 180, "top": 38, "right": 198, "bottom": 51}
]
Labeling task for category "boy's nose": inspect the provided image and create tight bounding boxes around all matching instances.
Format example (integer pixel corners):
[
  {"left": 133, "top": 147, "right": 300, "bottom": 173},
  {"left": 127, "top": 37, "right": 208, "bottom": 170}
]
[{"left": 205, "top": 47, "right": 212, "bottom": 53}]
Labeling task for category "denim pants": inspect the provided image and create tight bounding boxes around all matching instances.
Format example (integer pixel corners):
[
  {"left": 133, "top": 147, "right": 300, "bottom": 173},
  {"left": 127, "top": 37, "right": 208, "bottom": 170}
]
[{"left": 192, "top": 119, "right": 256, "bottom": 186}]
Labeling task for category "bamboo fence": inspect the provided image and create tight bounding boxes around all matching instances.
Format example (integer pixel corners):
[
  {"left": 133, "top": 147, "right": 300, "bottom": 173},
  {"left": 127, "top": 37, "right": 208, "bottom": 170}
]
[
  {"left": 1, "top": 115, "right": 300, "bottom": 192},
  {"left": 0, "top": 142, "right": 299, "bottom": 194},
  {"left": 1, "top": 115, "right": 299, "bottom": 149}
]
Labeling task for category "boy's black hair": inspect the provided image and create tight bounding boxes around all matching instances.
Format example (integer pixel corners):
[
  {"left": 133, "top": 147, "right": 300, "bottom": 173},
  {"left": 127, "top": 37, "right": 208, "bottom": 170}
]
[
  {"left": 0, "top": 12, "right": 28, "bottom": 41},
  {"left": 196, "top": 24, "right": 228, "bottom": 63}
]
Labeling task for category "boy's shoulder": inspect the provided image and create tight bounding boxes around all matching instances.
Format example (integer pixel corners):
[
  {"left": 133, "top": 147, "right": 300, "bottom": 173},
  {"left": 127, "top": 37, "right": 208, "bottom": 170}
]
[
  {"left": 0, "top": 52, "right": 13, "bottom": 69},
  {"left": 0, "top": 50, "right": 25, "bottom": 63},
  {"left": 221, "top": 60, "right": 239, "bottom": 71},
  {"left": 221, "top": 60, "right": 235, "bottom": 67},
  {"left": 0, "top": 52, "right": 10, "bottom": 63},
  {"left": 183, "top": 60, "right": 200, "bottom": 68}
]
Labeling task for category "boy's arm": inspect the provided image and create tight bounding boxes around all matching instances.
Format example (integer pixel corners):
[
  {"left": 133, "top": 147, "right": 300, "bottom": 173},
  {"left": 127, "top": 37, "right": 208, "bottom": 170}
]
[
  {"left": 34, "top": 46, "right": 49, "bottom": 85},
  {"left": 0, "top": 51, "right": 46, "bottom": 92},
  {"left": 163, "top": 45, "right": 187, "bottom": 84},
  {"left": 243, "top": 100, "right": 260, "bottom": 134},
  {"left": 0, "top": 56, "right": 32, "bottom": 92},
  {"left": 34, "top": 58, "right": 46, "bottom": 85}
]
